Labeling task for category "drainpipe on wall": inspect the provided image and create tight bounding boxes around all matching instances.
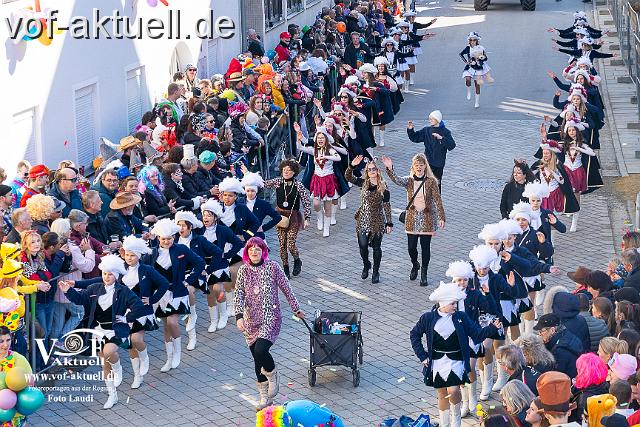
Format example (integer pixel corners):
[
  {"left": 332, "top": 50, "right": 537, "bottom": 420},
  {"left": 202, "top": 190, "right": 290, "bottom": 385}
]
[{"left": 240, "top": 0, "right": 247, "bottom": 52}]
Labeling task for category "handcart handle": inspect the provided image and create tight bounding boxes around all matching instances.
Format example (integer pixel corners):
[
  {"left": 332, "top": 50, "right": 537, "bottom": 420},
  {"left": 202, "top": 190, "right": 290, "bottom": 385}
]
[{"left": 300, "top": 317, "right": 314, "bottom": 334}]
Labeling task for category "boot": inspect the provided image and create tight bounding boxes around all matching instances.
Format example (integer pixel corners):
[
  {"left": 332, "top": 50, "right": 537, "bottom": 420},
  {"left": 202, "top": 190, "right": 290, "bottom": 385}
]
[
  {"left": 570, "top": 212, "right": 579, "bottom": 232},
  {"left": 260, "top": 367, "right": 280, "bottom": 399},
  {"left": 379, "top": 129, "right": 385, "bottom": 147},
  {"left": 371, "top": 270, "right": 380, "bottom": 284},
  {"left": 485, "top": 72, "right": 494, "bottom": 84},
  {"left": 403, "top": 81, "right": 410, "bottom": 93},
  {"left": 226, "top": 291, "right": 234, "bottom": 316},
  {"left": 410, "top": 262, "right": 420, "bottom": 281},
  {"left": 186, "top": 304, "right": 197, "bottom": 332},
  {"left": 208, "top": 305, "right": 219, "bottom": 333},
  {"left": 438, "top": 409, "right": 450, "bottom": 427},
  {"left": 474, "top": 93, "right": 480, "bottom": 108},
  {"left": 469, "top": 381, "right": 478, "bottom": 416},
  {"left": 256, "top": 381, "right": 272, "bottom": 411},
  {"left": 139, "top": 348, "right": 149, "bottom": 376},
  {"left": 479, "top": 362, "right": 494, "bottom": 400},
  {"left": 292, "top": 258, "right": 302, "bottom": 276},
  {"left": 217, "top": 302, "right": 229, "bottom": 330},
  {"left": 316, "top": 210, "right": 323, "bottom": 230},
  {"left": 340, "top": 196, "right": 347, "bottom": 210},
  {"left": 171, "top": 337, "right": 181, "bottom": 369},
  {"left": 130, "top": 358, "right": 143, "bottom": 389},
  {"left": 466, "top": 86, "right": 471, "bottom": 100},
  {"left": 330, "top": 204, "right": 337, "bottom": 225},
  {"left": 361, "top": 261, "right": 371, "bottom": 280},
  {"left": 420, "top": 266, "right": 428, "bottom": 287},
  {"left": 524, "top": 319, "right": 535, "bottom": 335},
  {"left": 103, "top": 379, "right": 118, "bottom": 410},
  {"left": 493, "top": 366, "right": 509, "bottom": 392},
  {"left": 323, "top": 216, "right": 330, "bottom": 237},
  {"left": 111, "top": 360, "right": 123, "bottom": 388},
  {"left": 410, "top": 75, "right": 415, "bottom": 85},
  {"left": 460, "top": 384, "right": 470, "bottom": 418},
  {"left": 187, "top": 328, "right": 197, "bottom": 351},
  {"left": 372, "top": 251, "right": 381, "bottom": 284},
  {"left": 283, "top": 264, "right": 291, "bottom": 279},
  {"left": 450, "top": 402, "right": 462, "bottom": 427},
  {"left": 161, "top": 341, "right": 173, "bottom": 372}
]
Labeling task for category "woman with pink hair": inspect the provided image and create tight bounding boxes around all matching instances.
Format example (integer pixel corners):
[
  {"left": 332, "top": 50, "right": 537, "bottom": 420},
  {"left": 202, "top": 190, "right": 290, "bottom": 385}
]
[
  {"left": 234, "top": 237, "right": 305, "bottom": 410},
  {"left": 571, "top": 353, "right": 609, "bottom": 423}
]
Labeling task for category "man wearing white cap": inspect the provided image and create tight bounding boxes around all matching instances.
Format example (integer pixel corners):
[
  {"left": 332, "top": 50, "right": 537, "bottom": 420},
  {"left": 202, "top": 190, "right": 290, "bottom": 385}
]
[
  {"left": 410, "top": 281, "right": 501, "bottom": 427},
  {"left": 407, "top": 111, "right": 456, "bottom": 192}
]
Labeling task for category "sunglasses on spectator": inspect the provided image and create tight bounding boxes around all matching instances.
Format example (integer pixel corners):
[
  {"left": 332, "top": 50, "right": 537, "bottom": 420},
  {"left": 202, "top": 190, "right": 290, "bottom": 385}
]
[
  {"left": 188, "top": 68, "right": 197, "bottom": 71},
  {"left": 61, "top": 177, "right": 79, "bottom": 183},
  {"left": 207, "top": 120, "right": 215, "bottom": 124}
]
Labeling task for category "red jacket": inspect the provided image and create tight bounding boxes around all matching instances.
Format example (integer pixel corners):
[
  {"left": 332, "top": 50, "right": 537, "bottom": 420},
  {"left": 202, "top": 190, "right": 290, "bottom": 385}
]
[{"left": 274, "top": 42, "right": 290, "bottom": 62}]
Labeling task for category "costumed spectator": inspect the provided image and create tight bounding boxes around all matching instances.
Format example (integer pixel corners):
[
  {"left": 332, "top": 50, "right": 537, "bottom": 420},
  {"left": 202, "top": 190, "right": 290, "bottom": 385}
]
[
  {"left": 534, "top": 371, "right": 581, "bottom": 427},
  {"left": 20, "top": 164, "right": 49, "bottom": 208},
  {"left": 608, "top": 353, "right": 638, "bottom": 383},
  {"left": 10, "top": 160, "right": 31, "bottom": 208},
  {"left": 570, "top": 353, "right": 609, "bottom": 423}
]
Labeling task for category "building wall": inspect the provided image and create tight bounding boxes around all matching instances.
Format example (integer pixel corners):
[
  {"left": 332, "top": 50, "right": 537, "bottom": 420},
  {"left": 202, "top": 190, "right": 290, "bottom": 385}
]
[
  {"left": 0, "top": 0, "right": 241, "bottom": 172},
  {"left": 259, "top": 0, "right": 329, "bottom": 52}
]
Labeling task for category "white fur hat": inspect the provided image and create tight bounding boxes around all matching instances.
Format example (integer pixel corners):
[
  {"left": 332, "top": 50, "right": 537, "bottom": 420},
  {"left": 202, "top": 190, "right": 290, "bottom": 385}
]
[
  {"left": 509, "top": 201, "right": 533, "bottom": 222},
  {"left": 382, "top": 37, "right": 398, "bottom": 48},
  {"left": 175, "top": 211, "right": 204, "bottom": 229},
  {"left": 374, "top": 56, "right": 390, "bottom": 66},
  {"left": 581, "top": 36, "right": 594, "bottom": 46},
  {"left": 469, "top": 244, "right": 499, "bottom": 269},
  {"left": 389, "top": 28, "right": 402, "bottom": 36},
  {"left": 429, "top": 281, "right": 467, "bottom": 304},
  {"left": 478, "top": 223, "right": 507, "bottom": 241},
  {"left": 564, "top": 119, "right": 587, "bottom": 132},
  {"left": 445, "top": 260, "right": 475, "bottom": 279},
  {"left": 467, "top": 31, "right": 481, "bottom": 40},
  {"left": 344, "top": 75, "right": 361, "bottom": 87},
  {"left": 314, "top": 126, "right": 335, "bottom": 145},
  {"left": 122, "top": 235, "right": 152, "bottom": 258},
  {"left": 403, "top": 10, "right": 417, "bottom": 17},
  {"left": 540, "top": 140, "right": 562, "bottom": 154},
  {"left": 338, "top": 87, "right": 357, "bottom": 99},
  {"left": 576, "top": 57, "right": 592, "bottom": 68},
  {"left": 219, "top": 177, "right": 245, "bottom": 194},
  {"left": 522, "top": 181, "right": 550, "bottom": 199},
  {"left": 573, "top": 28, "right": 589, "bottom": 36},
  {"left": 560, "top": 104, "right": 578, "bottom": 119},
  {"left": 429, "top": 110, "right": 443, "bottom": 123},
  {"left": 574, "top": 10, "right": 588, "bottom": 20},
  {"left": 499, "top": 218, "right": 523, "bottom": 236},
  {"left": 359, "top": 63, "right": 377, "bottom": 74},
  {"left": 151, "top": 218, "right": 181, "bottom": 238},
  {"left": 568, "top": 88, "right": 587, "bottom": 103},
  {"left": 98, "top": 254, "right": 128, "bottom": 277},
  {"left": 573, "top": 69, "right": 591, "bottom": 83},
  {"left": 397, "top": 21, "right": 410, "bottom": 28},
  {"left": 241, "top": 171, "right": 265, "bottom": 189},
  {"left": 298, "top": 61, "right": 311, "bottom": 72},
  {"left": 201, "top": 199, "right": 224, "bottom": 217}
]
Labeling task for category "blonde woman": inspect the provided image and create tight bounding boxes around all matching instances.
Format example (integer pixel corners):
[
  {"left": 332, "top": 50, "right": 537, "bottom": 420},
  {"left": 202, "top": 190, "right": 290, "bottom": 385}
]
[
  {"left": 382, "top": 154, "right": 445, "bottom": 286},
  {"left": 25, "top": 194, "right": 56, "bottom": 235},
  {"left": 346, "top": 155, "right": 393, "bottom": 284},
  {"left": 500, "top": 380, "right": 536, "bottom": 427},
  {"left": 598, "top": 336, "right": 629, "bottom": 365},
  {"left": 514, "top": 333, "right": 556, "bottom": 394}
]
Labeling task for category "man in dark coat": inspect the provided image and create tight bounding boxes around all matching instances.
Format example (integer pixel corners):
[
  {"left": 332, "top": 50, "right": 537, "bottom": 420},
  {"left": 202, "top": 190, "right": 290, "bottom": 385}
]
[
  {"left": 535, "top": 314, "right": 583, "bottom": 379},
  {"left": 246, "top": 29, "right": 264, "bottom": 58},
  {"left": 47, "top": 167, "right": 83, "bottom": 218},
  {"left": 106, "top": 192, "right": 149, "bottom": 241},
  {"left": 622, "top": 249, "right": 640, "bottom": 293},
  {"left": 91, "top": 168, "right": 120, "bottom": 218},
  {"left": 343, "top": 31, "right": 372, "bottom": 69},
  {"left": 544, "top": 287, "right": 591, "bottom": 353},
  {"left": 82, "top": 190, "right": 110, "bottom": 244}
]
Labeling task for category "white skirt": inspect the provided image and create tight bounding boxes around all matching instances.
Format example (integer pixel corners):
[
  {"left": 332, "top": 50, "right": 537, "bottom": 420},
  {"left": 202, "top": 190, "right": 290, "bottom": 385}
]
[
  {"left": 462, "top": 63, "right": 491, "bottom": 79},
  {"left": 414, "top": 47, "right": 423, "bottom": 56},
  {"left": 397, "top": 62, "right": 410, "bottom": 72},
  {"left": 405, "top": 56, "right": 418, "bottom": 65}
]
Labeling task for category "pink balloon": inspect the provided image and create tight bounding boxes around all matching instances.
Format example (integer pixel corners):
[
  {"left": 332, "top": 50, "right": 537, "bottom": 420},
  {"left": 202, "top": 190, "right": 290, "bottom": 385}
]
[
  {"left": 0, "top": 390, "right": 17, "bottom": 411},
  {"left": 147, "top": 0, "right": 158, "bottom": 6}
]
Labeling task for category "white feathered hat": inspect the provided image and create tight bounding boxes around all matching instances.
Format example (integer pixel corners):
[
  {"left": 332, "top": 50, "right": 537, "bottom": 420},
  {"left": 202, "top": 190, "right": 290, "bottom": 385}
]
[
  {"left": 403, "top": 10, "right": 417, "bottom": 17},
  {"left": 344, "top": 75, "right": 361, "bottom": 87},
  {"left": 429, "top": 281, "right": 467, "bottom": 304},
  {"left": 175, "top": 211, "right": 204, "bottom": 229},
  {"left": 576, "top": 57, "right": 592, "bottom": 68},
  {"left": 358, "top": 63, "right": 377, "bottom": 74},
  {"left": 573, "top": 28, "right": 589, "bottom": 36},
  {"left": 478, "top": 223, "right": 508, "bottom": 241},
  {"left": 98, "top": 254, "right": 128, "bottom": 277},
  {"left": 574, "top": 10, "right": 588, "bottom": 20},
  {"left": 374, "top": 56, "right": 390, "bottom": 66},
  {"left": 241, "top": 171, "right": 265, "bottom": 190},
  {"left": 338, "top": 86, "right": 357, "bottom": 99},
  {"left": 580, "top": 36, "right": 594, "bottom": 46},
  {"left": 122, "top": 235, "right": 152, "bottom": 258},
  {"left": 201, "top": 199, "right": 224, "bottom": 217},
  {"left": 509, "top": 201, "right": 534, "bottom": 222},
  {"left": 540, "top": 140, "right": 562, "bottom": 154},
  {"left": 382, "top": 37, "right": 398, "bottom": 48},
  {"left": 522, "top": 181, "right": 550, "bottom": 199},
  {"left": 397, "top": 21, "right": 410, "bottom": 28},
  {"left": 469, "top": 244, "right": 499, "bottom": 269},
  {"left": 219, "top": 177, "right": 245, "bottom": 194},
  {"left": 314, "top": 126, "right": 335, "bottom": 145},
  {"left": 467, "top": 31, "right": 481, "bottom": 41},
  {"left": 151, "top": 218, "right": 181, "bottom": 238},
  {"left": 445, "top": 260, "right": 475, "bottom": 279},
  {"left": 499, "top": 218, "right": 523, "bottom": 236},
  {"left": 564, "top": 119, "right": 587, "bottom": 132}
]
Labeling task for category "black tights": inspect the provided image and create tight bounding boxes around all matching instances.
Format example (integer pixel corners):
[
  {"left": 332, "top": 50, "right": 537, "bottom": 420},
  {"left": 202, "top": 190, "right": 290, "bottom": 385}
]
[
  {"left": 357, "top": 232, "right": 382, "bottom": 270},
  {"left": 250, "top": 338, "right": 275, "bottom": 382},
  {"left": 407, "top": 234, "right": 432, "bottom": 269}
]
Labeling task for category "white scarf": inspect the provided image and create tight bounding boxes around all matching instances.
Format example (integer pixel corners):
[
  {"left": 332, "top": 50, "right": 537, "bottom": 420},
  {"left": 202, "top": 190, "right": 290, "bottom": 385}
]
[
  {"left": 220, "top": 203, "right": 236, "bottom": 227},
  {"left": 98, "top": 284, "right": 115, "bottom": 311}
]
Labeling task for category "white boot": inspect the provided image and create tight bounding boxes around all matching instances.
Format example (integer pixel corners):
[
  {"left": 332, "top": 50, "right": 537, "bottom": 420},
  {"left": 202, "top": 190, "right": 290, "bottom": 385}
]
[
  {"left": 110, "top": 360, "right": 123, "bottom": 388},
  {"left": 438, "top": 409, "right": 450, "bottom": 427},
  {"left": 330, "top": 204, "right": 337, "bottom": 225},
  {"left": 226, "top": 291, "right": 234, "bottom": 316},
  {"left": 379, "top": 129, "right": 385, "bottom": 147},
  {"left": 316, "top": 210, "right": 323, "bottom": 230},
  {"left": 479, "top": 362, "right": 494, "bottom": 400},
  {"left": 323, "top": 216, "right": 331, "bottom": 237},
  {"left": 161, "top": 341, "right": 173, "bottom": 372},
  {"left": 524, "top": 319, "right": 535, "bottom": 335},
  {"left": 570, "top": 212, "right": 579, "bottom": 232},
  {"left": 460, "top": 384, "right": 470, "bottom": 418},
  {"left": 403, "top": 81, "right": 410, "bottom": 93},
  {"left": 208, "top": 305, "right": 218, "bottom": 333},
  {"left": 216, "top": 302, "right": 229, "bottom": 330},
  {"left": 103, "top": 379, "right": 118, "bottom": 410},
  {"left": 474, "top": 93, "right": 480, "bottom": 108},
  {"left": 186, "top": 304, "right": 197, "bottom": 332},
  {"left": 138, "top": 348, "right": 149, "bottom": 376},
  {"left": 256, "top": 381, "right": 273, "bottom": 411},
  {"left": 130, "top": 358, "right": 143, "bottom": 389},
  {"left": 171, "top": 337, "right": 182, "bottom": 369},
  {"left": 492, "top": 366, "right": 509, "bottom": 392},
  {"left": 410, "top": 75, "right": 415, "bottom": 85},
  {"left": 466, "top": 86, "right": 471, "bottom": 100},
  {"left": 340, "top": 197, "right": 347, "bottom": 210},
  {"left": 450, "top": 402, "right": 462, "bottom": 427},
  {"left": 187, "top": 328, "right": 197, "bottom": 351},
  {"left": 260, "top": 367, "right": 280, "bottom": 399},
  {"left": 469, "top": 381, "right": 478, "bottom": 415}
]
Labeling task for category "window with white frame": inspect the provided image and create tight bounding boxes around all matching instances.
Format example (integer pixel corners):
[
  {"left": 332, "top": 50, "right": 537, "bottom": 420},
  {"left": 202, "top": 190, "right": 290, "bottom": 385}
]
[
  {"left": 126, "top": 66, "right": 149, "bottom": 132},
  {"left": 11, "top": 108, "right": 39, "bottom": 165},
  {"left": 74, "top": 84, "right": 98, "bottom": 168},
  {"left": 287, "top": 0, "right": 303, "bottom": 14},
  {"left": 265, "top": 0, "right": 284, "bottom": 29}
]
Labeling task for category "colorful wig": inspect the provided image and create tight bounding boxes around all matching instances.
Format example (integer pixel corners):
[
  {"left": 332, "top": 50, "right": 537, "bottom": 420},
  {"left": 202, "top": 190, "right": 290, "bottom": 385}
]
[
  {"left": 136, "top": 165, "right": 164, "bottom": 196},
  {"left": 242, "top": 237, "right": 270, "bottom": 264},
  {"left": 575, "top": 353, "right": 608, "bottom": 390},
  {"left": 256, "top": 405, "right": 291, "bottom": 427}
]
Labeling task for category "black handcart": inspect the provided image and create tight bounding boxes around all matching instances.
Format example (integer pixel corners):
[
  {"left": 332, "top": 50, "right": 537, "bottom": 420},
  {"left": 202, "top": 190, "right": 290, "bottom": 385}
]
[{"left": 301, "top": 311, "right": 363, "bottom": 387}]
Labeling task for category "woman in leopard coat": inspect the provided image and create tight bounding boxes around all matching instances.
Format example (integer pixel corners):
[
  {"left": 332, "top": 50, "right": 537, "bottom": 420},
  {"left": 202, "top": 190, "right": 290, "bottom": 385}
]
[
  {"left": 382, "top": 153, "right": 445, "bottom": 287},
  {"left": 346, "top": 155, "right": 393, "bottom": 284}
]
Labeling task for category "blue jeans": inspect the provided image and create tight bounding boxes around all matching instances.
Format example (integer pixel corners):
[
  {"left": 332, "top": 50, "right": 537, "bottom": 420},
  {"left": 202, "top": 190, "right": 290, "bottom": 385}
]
[
  {"left": 35, "top": 301, "right": 55, "bottom": 344},
  {"left": 51, "top": 302, "right": 85, "bottom": 340}
]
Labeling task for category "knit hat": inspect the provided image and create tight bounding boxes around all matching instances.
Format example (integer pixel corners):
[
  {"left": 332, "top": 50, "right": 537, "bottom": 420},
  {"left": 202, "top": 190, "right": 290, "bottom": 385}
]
[
  {"left": 534, "top": 371, "right": 573, "bottom": 414},
  {"left": 201, "top": 199, "right": 224, "bottom": 218},
  {"left": 122, "top": 236, "right": 152, "bottom": 259},
  {"left": 610, "top": 353, "right": 638, "bottom": 381},
  {"left": 151, "top": 218, "right": 181, "bottom": 238},
  {"left": 522, "top": 180, "right": 550, "bottom": 199},
  {"left": 445, "top": 260, "right": 474, "bottom": 279},
  {"left": 175, "top": 211, "right": 204, "bottom": 229},
  {"left": 0, "top": 185, "right": 11, "bottom": 198},
  {"left": 241, "top": 171, "right": 265, "bottom": 190},
  {"left": 601, "top": 414, "right": 630, "bottom": 427},
  {"left": 468, "top": 245, "right": 498, "bottom": 269},
  {"left": 429, "top": 281, "right": 467, "bottom": 305},
  {"left": 198, "top": 151, "right": 217, "bottom": 165},
  {"left": 28, "top": 164, "right": 49, "bottom": 179},
  {"left": 98, "top": 254, "right": 128, "bottom": 278},
  {"left": 499, "top": 218, "right": 523, "bottom": 236},
  {"left": 478, "top": 223, "right": 507, "bottom": 241},
  {"left": 219, "top": 177, "right": 245, "bottom": 194},
  {"left": 509, "top": 201, "right": 534, "bottom": 222},
  {"left": 429, "top": 110, "right": 443, "bottom": 124}
]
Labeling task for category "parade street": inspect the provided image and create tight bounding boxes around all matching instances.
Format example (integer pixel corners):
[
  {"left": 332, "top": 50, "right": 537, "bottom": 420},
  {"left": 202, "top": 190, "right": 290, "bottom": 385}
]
[{"left": 29, "top": 0, "right": 631, "bottom": 426}]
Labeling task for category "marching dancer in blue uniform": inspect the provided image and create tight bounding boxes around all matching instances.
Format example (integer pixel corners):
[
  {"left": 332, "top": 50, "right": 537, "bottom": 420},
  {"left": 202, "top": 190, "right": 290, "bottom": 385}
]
[
  {"left": 460, "top": 32, "right": 494, "bottom": 108},
  {"left": 121, "top": 236, "right": 170, "bottom": 389},
  {"left": 174, "top": 211, "right": 230, "bottom": 351},
  {"left": 143, "top": 219, "right": 205, "bottom": 373},
  {"left": 522, "top": 181, "right": 566, "bottom": 244},
  {"left": 240, "top": 171, "right": 282, "bottom": 238},
  {"left": 410, "top": 281, "right": 501, "bottom": 427}
]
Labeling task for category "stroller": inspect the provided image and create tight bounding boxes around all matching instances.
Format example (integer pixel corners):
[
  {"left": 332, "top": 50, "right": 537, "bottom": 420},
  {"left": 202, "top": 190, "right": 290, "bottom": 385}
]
[{"left": 301, "top": 311, "right": 363, "bottom": 387}]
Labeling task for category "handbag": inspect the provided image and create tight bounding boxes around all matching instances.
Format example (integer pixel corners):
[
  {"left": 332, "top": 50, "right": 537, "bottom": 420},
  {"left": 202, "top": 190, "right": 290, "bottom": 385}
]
[
  {"left": 399, "top": 178, "right": 426, "bottom": 224},
  {"left": 276, "top": 182, "right": 300, "bottom": 229}
]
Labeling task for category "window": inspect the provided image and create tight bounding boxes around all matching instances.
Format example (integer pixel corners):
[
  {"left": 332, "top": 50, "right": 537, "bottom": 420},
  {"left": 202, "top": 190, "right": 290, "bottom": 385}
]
[
  {"left": 265, "top": 0, "right": 284, "bottom": 29},
  {"left": 74, "top": 84, "right": 98, "bottom": 168},
  {"left": 11, "top": 108, "right": 39, "bottom": 165},
  {"left": 126, "top": 66, "right": 149, "bottom": 132},
  {"left": 287, "top": 0, "right": 303, "bottom": 14},
  {"left": 207, "top": 38, "right": 219, "bottom": 77}
]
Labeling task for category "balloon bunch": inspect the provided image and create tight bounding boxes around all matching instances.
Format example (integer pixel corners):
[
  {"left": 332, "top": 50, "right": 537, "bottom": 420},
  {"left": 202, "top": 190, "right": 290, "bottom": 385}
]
[
  {"left": 147, "top": 0, "right": 170, "bottom": 6},
  {"left": 476, "top": 403, "right": 496, "bottom": 420},
  {"left": 0, "top": 368, "right": 44, "bottom": 424},
  {"left": 256, "top": 405, "right": 292, "bottom": 427},
  {"left": 9, "top": 0, "right": 62, "bottom": 46}
]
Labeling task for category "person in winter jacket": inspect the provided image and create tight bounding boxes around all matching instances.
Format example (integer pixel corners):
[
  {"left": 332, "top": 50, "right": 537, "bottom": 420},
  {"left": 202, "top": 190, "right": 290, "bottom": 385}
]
[
  {"left": 274, "top": 32, "right": 292, "bottom": 62},
  {"left": 534, "top": 313, "right": 583, "bottom": 378},
  {"left": 544, "top": 285, "right": 590, "bottom": 353},
  {"left": 622, "top": 249, "right": 640, "bottom": 293},
  {"left": 577, "top": 293, "right": 610, "bottom": 352},
  {"left": 569, "top": 353, "right": 610, "bottom": 423},
  {"left": 514, "top": 333, "right": 557, "bottom": 395}
]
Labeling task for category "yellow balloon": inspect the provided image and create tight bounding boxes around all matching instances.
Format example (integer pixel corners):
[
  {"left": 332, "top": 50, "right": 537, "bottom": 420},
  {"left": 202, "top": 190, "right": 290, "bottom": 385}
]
[
  {"left": 53, "top": 22, "right": 63, "bottom": 35},
  {"left": 5, "top": 368, "right": 27, "bottom": 392}
]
